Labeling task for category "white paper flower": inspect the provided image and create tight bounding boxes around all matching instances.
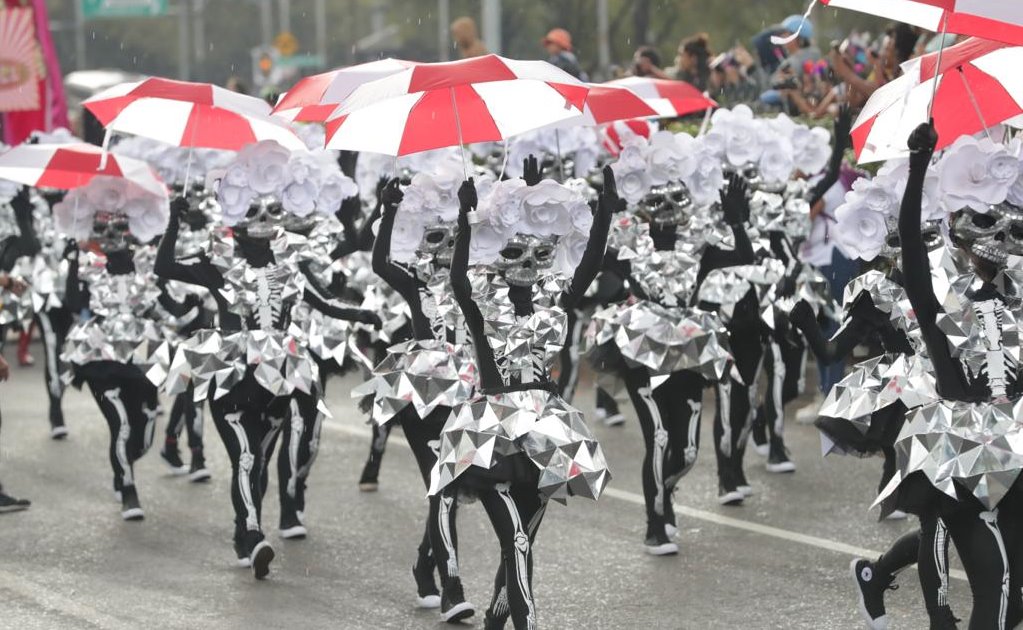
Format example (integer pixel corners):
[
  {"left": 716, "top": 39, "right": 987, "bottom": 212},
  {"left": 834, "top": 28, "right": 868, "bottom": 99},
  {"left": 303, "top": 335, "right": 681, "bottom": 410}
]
[
  {"left": 521, "top": 180, "right": 578, "bottom": 236},
  {"left": 218, "top": 184, "right": 255, "bottom": 226},
  {"left": 554, "top": 229, "right": 589, "bottom": 275},
  {"left": 758, "top": 134, "right": 795, "bottom": 185},
  {"left": 848, "top": 176, "right": 900, "bottom": 217},
  {"left": 610, "top": 138, "right": 652, "bottom": 205},
  {"left": 833, "top": 199, "right": 888, "bottom": 260},
  {"left": 53, "top": 190, "right": 96, "bottom": 240},
  {"left": 0, "top": 178, "right": 19, "bottom": 202},
  {"left": 128, "top": 201, "right": 169, "bottom": 243},
  {"left": 938, "top": 136, "right": 1017, "bottom": 212},
  {"left": 316, "top": 171, "right": 358, "bottom": 214},
  {"left": 478, "top": 178, "right": 527, "bottom": 236},
  {"left": 469, "top": 222, "right": 509, "bottom": 264},
  {"left": 682, "top": 140, "right": 725, "bottom": 207},
  {"left": 85, "top": 176, "right": 128, "bottom": 213},
  {"left": 390, "top": 209, "right": 426, "bottom": 263},
  {"left": 244, "top": 141, "right": 291, "bottom": 195},
  {"left": 647, "top": 131, "right": 687, "bottom": 185},
  {"left": 287, "top": 151, "right": 325, "bottom": 187},
  {"left": 282, "top": 179, "right": 318, "bottom": 217},
  {"left": 796, "top": 127, "right": 832, "bottom": 175}
]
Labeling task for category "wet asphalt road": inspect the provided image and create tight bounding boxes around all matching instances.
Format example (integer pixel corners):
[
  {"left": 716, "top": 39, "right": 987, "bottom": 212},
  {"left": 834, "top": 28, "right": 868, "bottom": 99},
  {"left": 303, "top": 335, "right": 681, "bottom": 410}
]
[{"left": 0, "top": 355, "right": 965, "bottom": 629}]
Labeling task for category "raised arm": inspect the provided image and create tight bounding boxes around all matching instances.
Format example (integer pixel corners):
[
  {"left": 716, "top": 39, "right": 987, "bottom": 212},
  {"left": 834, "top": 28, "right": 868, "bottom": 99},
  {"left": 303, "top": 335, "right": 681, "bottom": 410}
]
[
  {"left": 694, "top": 174, "right": 755, "bottom": 295},
  {"left": 154, "top": 197, "right": 222, "bottom": 290},
  {"left": 63, "top": 240, "right": 86, "bottom": 313},
  {"left": 301, "top": 264, "right": 381, "bottom": 327},
  {"left": 563, "top": 165, "right": 618, "bottom": 309},
  {"left": 808, "top": 106, "right": 852, "bottom": 208},
  {"left": 156, "top": 278, "right": 201, "bottom": 317},
  {"left": 452, "top": 179, "right": 503, "bottom": 391},
  {"left": 899, "top": 121, "right": 968, "bottom": 400},
  {"left": 6, "top": 187, "right": 42, "bottom": 265}
]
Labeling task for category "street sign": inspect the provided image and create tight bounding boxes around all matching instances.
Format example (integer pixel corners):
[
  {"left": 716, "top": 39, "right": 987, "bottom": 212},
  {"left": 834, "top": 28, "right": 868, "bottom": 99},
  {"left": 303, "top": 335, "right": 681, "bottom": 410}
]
[{"left": 81, "top": 0, "right": 168, "bottom": 19}]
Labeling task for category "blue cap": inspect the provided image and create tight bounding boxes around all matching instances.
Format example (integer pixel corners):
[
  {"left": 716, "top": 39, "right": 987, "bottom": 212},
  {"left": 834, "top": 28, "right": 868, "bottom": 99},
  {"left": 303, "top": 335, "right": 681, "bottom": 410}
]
[{"left": 781, "top": 14, "right": 814, "bottom": 41}]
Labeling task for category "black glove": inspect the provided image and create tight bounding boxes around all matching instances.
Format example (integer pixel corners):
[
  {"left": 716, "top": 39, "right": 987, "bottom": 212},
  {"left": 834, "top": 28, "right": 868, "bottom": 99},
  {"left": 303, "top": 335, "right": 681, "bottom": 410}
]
[
  {"left": 63, "top": 238, "right": 79, "bottom": 261},
  {"left": 375, "top": 176, "right": 390, "bottom": 201},
  {"left": 598, "top": 166, "right": 626, "bottom": 215},
  {"left": 358, "top": 311, "right": 383, "bottom": 330},
  {"left": 523, "top": 155, "right": 541, "bottom": 186},
  {"left": 170, "top": 196, "right": 190, "bottom": 219},
  {"left": 789, "top": 299, "right": 816, "bottom": 328},
  {"left": 458, "top": 178, "right": 478, "bottom": 214},
  {"left": 720, "top": 173, "right": 750, "bottom": 226},
  {"left": 380, "top": 178, "right": 403, "bottom": 210},
  {"left": 833, "top": 104, "right": 852, "bottom": 145},
  {"left": 907, "top": 120, "right": 938, "bottom": 168}
]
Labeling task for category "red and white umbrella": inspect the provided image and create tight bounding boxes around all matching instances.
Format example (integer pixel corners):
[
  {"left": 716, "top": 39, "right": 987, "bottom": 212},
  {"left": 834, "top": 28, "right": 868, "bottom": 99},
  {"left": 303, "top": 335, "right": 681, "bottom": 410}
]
[
  {"left": 821, "top": 0, "right": 1023, "bottom": 47},
  {"left": 851, "top": 38, "right": 1023, "bottom": 163},
  {"left": 272, "top": 58, "right": 418, "bottom": 123},
  {"left": 84, "top": 77, "right": 305, "bottom": 151},
  {"left": 323, "top": 54, "right": 589, "bottom": 157},
  {"left": 604, "top": 77, "right": 716, "bottom": 118},
  {"left": 0, "top": 142, "right": 166, "bottom": 198}
]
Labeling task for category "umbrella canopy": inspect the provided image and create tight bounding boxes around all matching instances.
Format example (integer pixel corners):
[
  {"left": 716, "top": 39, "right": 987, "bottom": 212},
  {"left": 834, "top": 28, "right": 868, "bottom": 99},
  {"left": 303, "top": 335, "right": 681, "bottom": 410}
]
[
  {"left": 604, "top": 77, "right": 716, "bottom": 118},
  {"left": 821, "top": 0, "right": 1023, "bottom": 47},
  {"left": 0, "top": 142, "right": 166, "bottom": 198},
  {"left": 272, "top": 58, "right": 418, "bottom": 123},
  {"left": 323, "top": 54, "right": 589, "bottom": 156},
  {"left": 84, "top": 77, "right": 305, "bottom": 151},
  {"left": 852, "top": 38, "right": 1023, "bottom": 163}
]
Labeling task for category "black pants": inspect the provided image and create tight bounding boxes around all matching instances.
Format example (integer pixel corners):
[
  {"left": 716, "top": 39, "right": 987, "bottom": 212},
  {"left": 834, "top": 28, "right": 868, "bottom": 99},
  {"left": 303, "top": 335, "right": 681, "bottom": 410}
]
[
  {"left": 207, "top": 375, "right": 315, "bottom": 552},
  {"left": 756, "top": 332, "right": 805, "bottom": 448},
  {"left": 165, "top": 386, "right": 204, "bottom": 451},
  {"left": 277, "top": 391, "right": 323, "bottom": 522},
  {"left": 35, "top": 307, "right": 73, "bottom": 429},
  {"left": 477, "top": 478, "right": 547, "bottom": 630},
  {"left": 623, "top": 367, "right": 704, "bottom": 535},
  {"left": 84, "top": 366, "right": 159, "bottom": 493},
  {"left": 397, "top": 406, "right": 461, "bottom": 586},
  {"left": 714, "top": 319, "right": 764, "bottom": 491},
  {"left": 595, "top": 385, "right": 620, "bottom": 416}
]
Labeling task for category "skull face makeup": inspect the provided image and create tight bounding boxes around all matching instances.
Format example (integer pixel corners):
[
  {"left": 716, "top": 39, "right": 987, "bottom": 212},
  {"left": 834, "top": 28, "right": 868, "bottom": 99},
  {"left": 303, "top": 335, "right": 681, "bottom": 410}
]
[
  {"left": 239, "top": 200, "right": 315, "bottom": 239},
  {"left": 92, "top": 211, "right": 136, "bottom": 250},
  {"left": 877, "top": 217, "right": 945, "bottom": 261},
  {"left": 418, "top": 222, "right": 457, "bottom": 268},
  {"left": 641, "top": 181, "right": 694, "bottom": 228},
  {"left": 494, "top": 234, "right": 557, "bottom": 287},
  {"left": 951, "top": 203, "right": 1023, "bottom": 267}
]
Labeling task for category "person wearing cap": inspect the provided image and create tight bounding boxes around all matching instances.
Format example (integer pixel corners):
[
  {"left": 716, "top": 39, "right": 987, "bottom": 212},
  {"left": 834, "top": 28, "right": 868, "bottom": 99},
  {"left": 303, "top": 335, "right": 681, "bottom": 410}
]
[
  {"left": 760, "top": 15, "right": 820, "bottom": 108},
  {"left": 542, "top": 28, "right": 587, "bottom": 80}
]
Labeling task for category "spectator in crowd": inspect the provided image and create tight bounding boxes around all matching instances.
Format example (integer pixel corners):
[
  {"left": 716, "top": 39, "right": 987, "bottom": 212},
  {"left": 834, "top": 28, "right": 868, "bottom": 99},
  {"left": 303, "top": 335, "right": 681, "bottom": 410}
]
[
  {"left": 828, "top": 21, "right": 917, "bottom": 104},
  {"left": 542, "top": 28, "right": 586, "bottom": 80},
  {"left": 631, "top": 46, "right": 671, "bottom": 79},
  {"left": 760, "top": 15, "right": 821, "bottom": 109},
  {"left": 451, "top": 16, "right": 488, "bottom": 59},
  {"left": 671, "top": 33, "right": 712, "bottom": 91},
  {"left": 708, "top": 50, "right": 759, "bottom": 106}
]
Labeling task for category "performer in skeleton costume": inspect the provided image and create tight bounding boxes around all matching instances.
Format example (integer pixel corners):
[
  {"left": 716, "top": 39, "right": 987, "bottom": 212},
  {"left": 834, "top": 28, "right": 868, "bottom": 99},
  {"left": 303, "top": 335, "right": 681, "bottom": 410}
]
[
  {"left": 58, "top": 177, "right": 172, "bottom": 523},
  {"left": 870, "top": 122, "right": 1023, "bottom": 629},
  {"left": 430, "top": 170, "right": 613, "bottom": 630},
  {"left": 356, "top": 167, "right": 480, "bottom": 620},
  {"left": 156, "top": 141, "right": 380, "bottom": 579},
  {"left": 586, "top": 175, "right": 737, "bottom": 554}
]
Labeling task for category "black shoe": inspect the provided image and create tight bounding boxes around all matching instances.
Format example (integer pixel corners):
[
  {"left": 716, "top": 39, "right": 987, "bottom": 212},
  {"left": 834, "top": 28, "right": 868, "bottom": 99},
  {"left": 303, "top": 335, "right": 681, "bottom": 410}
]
[
  {"left": 440, "top": 577, "right": 476, "bottom": 623},
  {"left": 717, "top": 464, "right": 744, "bottom": 506},
  {"left": 49, "top": 407, "right": 68, "bottom": 440},
  {"left": 279, "top": 508, "right": 307, "bottom": 540},
  {"left": 412, "top": 554, "right": 441, "bottom": 609},
  {"left": 160, "top": 441, "right": 188, "bottom": 475},
  {"left": 927, "top": 606, "right": 960, "bottom": 630},
  {"left": 851, "top": 558, "right": 897, "bottom": 630},
  {"left": 643, "top": 523, "right": 678, "bottom": 556},
  {"left": 241, "top": 530, "right": 274, "bottom": 580},
  {"left": 0, "top": 490, "right": 30, "bottom": 513},
  {"left": 750, "top": 409, "right": 768, "bottom": 456},
  {"left": 663, "top": 500, "right": 678, "bottom": 538},
  {"left": 766, "top": 437, "right": 796, "bottom": 474},
  {"left": 188, "top": 448, "right": 211, "bottom": 482},
  {"left": 358, "top": 456, "right": 381, "bottom": 492},
  {"left": 234, "top": 538, "right": 251, "bottom": 568},
  {"left": 120, "top": 485, "right": 144, "bottom": 521}
]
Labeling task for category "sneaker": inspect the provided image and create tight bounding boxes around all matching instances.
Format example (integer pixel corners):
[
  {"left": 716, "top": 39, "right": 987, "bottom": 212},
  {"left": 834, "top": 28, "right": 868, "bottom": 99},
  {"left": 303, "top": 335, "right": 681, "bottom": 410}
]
[
  {"left": 766, "top": 438, "right": 796, "bottom": 474},
  {"left": 483, "top": 609, "right": 509, "bottom": 630},
  {"left": 251, "top": 540, "right": 275, "bottom": 580},
  {"left": 160, "top": 442, "right": 188, "bottom": 476},
  {"left": 643, "top": 527, "right": 679, "bottom": 556},
  {"left": 188, "top": 449, "right": 211, "bottom": 483},
  {"left": 50, "top": 425, "right": 69, "bottom": 440},
  {"left": 603, "top": 413, "right": 626, "bottom": 427},
  {"left": 440, "top": 577, "right": 476, "bottom": 623},
  {"left": 358, "top": 458, "right": 380, "bottom": 493},
  {"left": 663, "top": 506, "right": 678, "bottom": 538},
  {"left": 49, "top": 408, "right": 68, "bottom": 440},
  {"left": 279, "top": 507, "right": 308, "bottom": 540},
  {"left": 0, "top": 490, "right": 31, "bottom": 513},
  {"left": 883, "top": 510, "right": 908, "bottom": 521},
  {"left": 717, "top": 484, "right": 744, "bottom": 506},
  {"left": 850, "top": 558, "right": 896, "bottom": 630},
  {"left": 795, "top": 395, "right": 823, "bottom": 425},
  {"left": 412, "top": 555, "right": 441, "bottom": 609},
  {"left": 120, "top": 485, "right": 145, "bottom": 521},
  {"left": 750, "top": 412, "right": 769, "bottom": 456},
  {"left": 17, "top": 353, "right": 34, "bottom": 367},
  {"left": 734, "top": 466, "right": 754, "bottom": 497},
  {"left": 234, "top": 539, "right": 251, "bottom": 568}
]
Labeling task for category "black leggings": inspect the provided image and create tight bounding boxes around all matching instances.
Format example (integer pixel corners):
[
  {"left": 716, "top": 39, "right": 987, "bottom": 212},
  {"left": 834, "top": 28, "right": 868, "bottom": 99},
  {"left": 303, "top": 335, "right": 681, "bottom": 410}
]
[
  {"left": 165, "top": 386, "right": 204, "bottom": 451},
  {"left": 557, "top": 308, "right": 585, "bottom": 404},
  {"left": 757, "top": 333, "right": 805, "bottom": 447},
  {"left": 207, "top": 375, "right": 317, "bottom": 550},
  {"left": 623, "top": 367, "right": 704, "bottom": 534},
  {"left": 276, "top": 391, "right": 323, "bottom": 521},
  {"left": 84, "top": 367, "right": 159, "bottom": 492},
  {"left": 595, "top": 385, "right": 620, "bottom": 416},
  {"left": 397, "top": 406, "right": 461, "bottom": 586},
  {"left": 35, "top": 307, "right": 73, "bottom": 427},
  {"left": 476, "top": 478, "right": 548, "bottom": 630}
]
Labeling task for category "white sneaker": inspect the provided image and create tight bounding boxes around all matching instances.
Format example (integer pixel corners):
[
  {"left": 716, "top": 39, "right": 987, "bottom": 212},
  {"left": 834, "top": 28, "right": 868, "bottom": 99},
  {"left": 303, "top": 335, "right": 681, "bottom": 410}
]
[
  {"left": 884, "top": 510, "right": 908, "bottom": 521},
  {"left": 664, "top": 523, "right": 679, "bottom": 538},
  {"left": 795, "top": 396, "right": 823, "bottom": 425},
  {"left": 250, "top": 541, "right": 275, "bottom": 580},
  {"left": 643, "top": 541, "right": 679, "bottom": 556},
  {"left": 602, "top": 413, "right": 626, "bottom": 427},
  {"left": 415, "top": 594, "right": 441, "bottom": 609},
  {"left": 279, "top": 525, "right": 308, "bottom": 540},
  {"left": 50, "top": 426, "right": 69, "bottom": 440},
  {"left": 765, "top": 460, "right": 797, "bottom": 474},
  {"left": 737, "top": 485, "right": 754, "bottom": 497}
]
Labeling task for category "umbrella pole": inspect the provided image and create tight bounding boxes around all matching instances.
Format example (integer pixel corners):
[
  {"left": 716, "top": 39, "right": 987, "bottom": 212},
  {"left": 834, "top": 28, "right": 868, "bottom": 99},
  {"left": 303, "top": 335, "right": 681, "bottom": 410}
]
[
  {"left": 449, "top": 87, "right": 469, "bottom": 180},
  {"left": 697, "top": 104, "right": 712, "bottom": 137},
  {"left": 926, "top": 12, "right": 949, "bottom": 121},
  {"left": 555, "top": 129, "right": 564, "bottom": 181},
  {"left": 99, "top": 129, "right": 112, "bottom": 170},
  {"left": 958, "top": 68, "right": 993, "bottom": 142},
  {"left": 499, "top": 138, "right": 509, "bottom": 181}
]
